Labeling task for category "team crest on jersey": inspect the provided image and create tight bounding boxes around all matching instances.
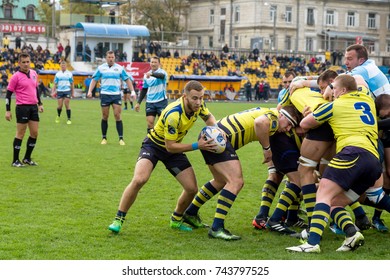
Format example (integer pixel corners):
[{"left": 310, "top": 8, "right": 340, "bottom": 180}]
[
  {"left": 271, "top": 120, "right": 277, "bottom": 129},
  {"left": 168, "top": 125, "right": 176, "bottom": 134}
]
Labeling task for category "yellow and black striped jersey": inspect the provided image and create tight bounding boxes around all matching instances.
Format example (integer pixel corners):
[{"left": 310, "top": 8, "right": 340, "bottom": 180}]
[
  {"left": 218, "top": 107, "right": 279, "bottom": 150},
  {"left": 312, "top": 90, "right": 378, "bottom": 158},
  {"left": 148, "top": 98, "right": 210, "bottom": 148},
  {"left": 279, "top": 87, "right": 328, "bottom": 113}
]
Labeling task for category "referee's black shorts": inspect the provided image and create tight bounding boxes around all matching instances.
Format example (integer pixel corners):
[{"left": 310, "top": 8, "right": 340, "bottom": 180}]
[{"left": 16, "top": 105, "right": 39, "bottom": 123}]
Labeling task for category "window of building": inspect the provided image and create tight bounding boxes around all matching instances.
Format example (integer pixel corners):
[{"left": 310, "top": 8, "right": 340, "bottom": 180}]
[
  {"left": 307, "top": 8, "right": 315, "bottom": 26},
  {"left": 366, "top": 41, "right": 375, "bottom": 53},
  {"left": 386, "top": 41, "right": 390, "bottom": 52},
  {"left": 221, "top": 8, "right": 226, "bottom": 16},
  {"left": 388, "top": 15, "right": 390, "bottom": 29},
  {"left": 197, "top": 36, "right": 202, "bottom": 48},
  {"left": 234, "top": 5, "right": 240, "bottom": 23},
  {"left": 368, "top": 13, "right": 376, "bottom": 29},
  {"left": 285, "top": 36, "right": 292, "bottom": 50},
  {"left": 347, "top": 12, "right": 356, "bottom": 27},
  {"left": 234, "top": 35, "right": 239, "bottom": 48},
  {"left": 326, "top": 10, "right": 334, "bottom": 25},
  {"left": 4, "top": 4, "right": 13, "bottom": 19},
  {"left": 209, "top": 36, "right": 213, "bottom": 48},
  {"left": 26, "top": 5, "right": 35, "bottom": 20},
  {"left": 112, "top": 43, "right": 123, "bottom": 53},
  {"left": 285, "top": 7, "right": 292, "bottom": 23},
  {"left": 305, "top": 37, "right": 313, "bottom": 51},
  {"left": 209, "top": 9, "right": 214, "bottom": 25},
  {"left": 220, "top": 19, "right": 226, "bottom": 42}
]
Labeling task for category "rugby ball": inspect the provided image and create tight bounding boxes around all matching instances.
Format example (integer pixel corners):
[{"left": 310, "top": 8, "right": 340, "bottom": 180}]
[{"left": 201, "top": 126, "right": 226, "bottom": 154}]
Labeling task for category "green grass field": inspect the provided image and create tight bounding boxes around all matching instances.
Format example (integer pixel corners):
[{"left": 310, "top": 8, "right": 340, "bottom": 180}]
[{"left": 0, "top": 98, "right": 389, "bottom": 260}]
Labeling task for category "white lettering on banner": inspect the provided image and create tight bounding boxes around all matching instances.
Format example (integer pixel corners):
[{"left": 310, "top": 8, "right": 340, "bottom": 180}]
[{"left": 0, "top": 24, "right": 46, "bottom": 34}]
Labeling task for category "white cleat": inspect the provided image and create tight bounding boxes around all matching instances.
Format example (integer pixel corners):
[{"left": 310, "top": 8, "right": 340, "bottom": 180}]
[
  {"left": 286, "top": 242, "right": 321, "bottom": 253},
  {"left": 336, "top": 231, "right": 364, "bottom": 252}
]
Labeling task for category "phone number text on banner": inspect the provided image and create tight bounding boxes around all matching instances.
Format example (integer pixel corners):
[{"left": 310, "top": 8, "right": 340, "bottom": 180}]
[{"left": 1, "top": 24, "right": 46, "bottom": 34}]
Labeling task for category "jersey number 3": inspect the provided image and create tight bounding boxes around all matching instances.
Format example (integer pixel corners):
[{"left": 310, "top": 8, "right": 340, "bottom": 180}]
[{"left": 354, "top": 102, "right": 375, "bottom": 125}]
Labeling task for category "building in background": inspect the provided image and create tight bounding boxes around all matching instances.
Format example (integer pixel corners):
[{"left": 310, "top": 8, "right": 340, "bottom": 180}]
[
  {"left": 0, "top": 0, "right": 47, "bottom": 49},
  {"left": 186, "top": 0, "right": 390, "bottom": 62}
]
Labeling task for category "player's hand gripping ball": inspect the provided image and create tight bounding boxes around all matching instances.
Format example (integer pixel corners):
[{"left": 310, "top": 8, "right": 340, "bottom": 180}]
[{"left": 202, "top": 126, "right": 226, "bottom": 153}]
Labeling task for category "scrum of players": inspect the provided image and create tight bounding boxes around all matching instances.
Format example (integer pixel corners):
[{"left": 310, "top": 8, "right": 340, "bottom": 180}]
[
  {"left": 253, "top": 44, "right": 390, "bottom": 253},
  {"left": 189, "top": 44, "right": 390, "bottom": 253}
]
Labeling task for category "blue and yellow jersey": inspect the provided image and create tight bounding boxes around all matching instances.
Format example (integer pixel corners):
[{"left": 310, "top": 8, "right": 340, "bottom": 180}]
[
  {"left": 312, "top": 90, "right": 378, "bottom": 158},
  {"left": 279, "top": 87, "right": 328, "bottom": 113},
  {"left": 217, "top": 107, "right": 279, "bottom": 150},
  {"left": 148, "top": 98, "right": 210, "bottom": 148}
]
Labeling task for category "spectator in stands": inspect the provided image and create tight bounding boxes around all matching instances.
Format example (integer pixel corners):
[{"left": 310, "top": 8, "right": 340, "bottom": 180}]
[
  {"left": 331, "top": 51, "right": 337, "bottom": 65},
  {"left": 254, "top": 80, "right": 262, "bottom": 101},
  {"left": 35, "top": 60, "right": 44, "bottom": 71},
  {"left": 222, "top": 44, "right": 229, "bottom": 59},
  {"left": 240, "top": 53, "right": 248, "bottom": 65},
  {"left": 179, "top": 61, "right": 187, "bottom": 72},
  {"left": 57, "top": 43, "right": 64, "bottom": 58},
  {"left": 174, "top": 50, "right": 180, "bottom": 58},
  {"left": 85, "top": 44, "right": 92, "bottom": 62},
  {"left": 64, "top": 43, "right": 71, "bottom": 62},
  {"left": 76, "top": 42, "right": 83, "bottom": 58},
  {"left": 205, "top": 60, "right": 213, "bottom": 72},
  {"left": 193, "top": 66, "right": 200, "bottom": 75},
  {"left": 234, "top": 67, "right": 242, "bottom": 77},
  {"left": 2, "top": 36, "right": 10, "bottom": 49},
  {"left": 244, "top": 80, "right": 252, "bottom": 102},
  {"left": 94, "top": 45, "right": 100, "bottom": 59},
  {"left": 273, "top": 68, "right": 281, "bottom": 79},
  {"left": 148, "top": 41, "right": 155, "bottom": 55},
  {"left": 253, "top": 46, "right": 260, "bottom": 61},
  {"left": 44, "top": 47, "right": 51, "bottom": 60},
  {"left": 36, "top": 45, "right": 43, "bottom": 53},
  {"left": 263, "top": 80, "right": 270, "bottom": 102},
  {"left": 154, "top": 42, "right": 162, "bottom": 56},
  {"left": 1, "top": 70, "right": 8, "bottom": 89},
  {"left": 110, "top": 9, "right": 115, "bottom": 24},
  {"left": 15, "top": 36, "right": 21, "bottom": 49}
]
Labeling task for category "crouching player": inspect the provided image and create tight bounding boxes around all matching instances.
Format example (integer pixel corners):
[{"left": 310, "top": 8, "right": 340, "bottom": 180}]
[{"left": 184, "top": 105, "right": 301, "bottom": 240}]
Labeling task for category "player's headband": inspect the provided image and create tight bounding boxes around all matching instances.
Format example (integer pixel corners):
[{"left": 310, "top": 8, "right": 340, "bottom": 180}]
[{"left": 279, "top": 109, "right": 297, "bottom": 127}]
